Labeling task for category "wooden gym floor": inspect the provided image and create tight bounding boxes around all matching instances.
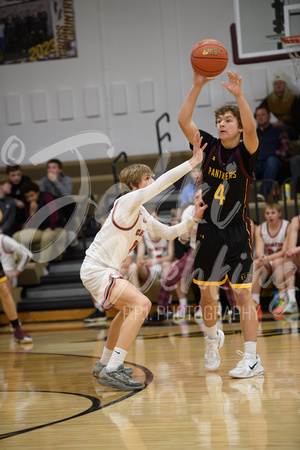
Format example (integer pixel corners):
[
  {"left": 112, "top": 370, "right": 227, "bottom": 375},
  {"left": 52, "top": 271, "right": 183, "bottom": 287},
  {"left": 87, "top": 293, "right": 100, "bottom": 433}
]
[{"left": 0, "top": 311, "right": 300, "bottom": 449}]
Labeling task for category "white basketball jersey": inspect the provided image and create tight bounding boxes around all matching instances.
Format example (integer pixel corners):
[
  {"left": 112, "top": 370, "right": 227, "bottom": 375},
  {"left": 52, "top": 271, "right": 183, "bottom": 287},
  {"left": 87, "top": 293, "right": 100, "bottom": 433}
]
[
  {"left": 86, "top": 199, "right": 149, "bottom": 271},
  {"left": 261, "top": 219, "right": 289, "bottom": 256},
  {"left": 143, "top": 231, "right": 168, "bottom": 260},
  {"left": 85, "top": 161, "right": 196, "bottom": 271}
]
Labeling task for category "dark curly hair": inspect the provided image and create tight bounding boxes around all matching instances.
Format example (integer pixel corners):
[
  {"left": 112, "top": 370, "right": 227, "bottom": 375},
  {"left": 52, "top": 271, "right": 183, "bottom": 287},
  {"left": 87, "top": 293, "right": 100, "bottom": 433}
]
[
  {"left": 20, "top": 181, "right": 40, "bottom": 196},
  {"left": 215, "top": 104, "right": 242, "bottom": 129}
]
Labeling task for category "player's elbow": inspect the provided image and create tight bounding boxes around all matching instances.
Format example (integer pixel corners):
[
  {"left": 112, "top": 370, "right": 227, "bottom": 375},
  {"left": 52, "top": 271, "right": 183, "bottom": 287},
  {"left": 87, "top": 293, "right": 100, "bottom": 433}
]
[
  {"left": 178, "top": 112, "right": 189, "bottom": 131},
  {"left": 178, "top": 120, "right": 197, "bottom": 146},
  {"left": 178, "top": 114, "right": 184, "bottom": 128}
]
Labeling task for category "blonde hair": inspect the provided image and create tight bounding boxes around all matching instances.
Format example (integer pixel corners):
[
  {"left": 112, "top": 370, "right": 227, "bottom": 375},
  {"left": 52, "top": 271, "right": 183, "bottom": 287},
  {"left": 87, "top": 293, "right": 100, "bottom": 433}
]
[
  {"left": 264, "top": 202, "right": 282, "bottom": 213},
  {"left": 119, "top": 164, "right": 154, "bottom": 192}
]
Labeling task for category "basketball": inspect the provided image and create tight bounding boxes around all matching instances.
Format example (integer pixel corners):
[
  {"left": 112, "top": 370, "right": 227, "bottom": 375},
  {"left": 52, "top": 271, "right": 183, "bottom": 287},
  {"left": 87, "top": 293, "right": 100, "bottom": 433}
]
[{"left": 190, "top": 39, "right": 228, "bottom": 77}]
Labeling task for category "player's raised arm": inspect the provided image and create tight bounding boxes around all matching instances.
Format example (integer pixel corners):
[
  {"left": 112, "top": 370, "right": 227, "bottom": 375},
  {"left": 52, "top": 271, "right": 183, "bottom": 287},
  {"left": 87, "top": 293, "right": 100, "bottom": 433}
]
[
  {"left": 121, "top": 132, "right": 207, "bottom": 216},
  {"left": 221, "top": 71, "right": 258, "bottom": 154},
  {"left": 178, "top": 72, "right": 214, "bottom": 145}
]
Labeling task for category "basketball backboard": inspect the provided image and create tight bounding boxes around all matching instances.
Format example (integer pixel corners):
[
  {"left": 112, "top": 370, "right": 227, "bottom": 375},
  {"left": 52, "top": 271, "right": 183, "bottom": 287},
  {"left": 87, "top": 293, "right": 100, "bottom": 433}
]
[{"left": 232, "top": 0, "right": 300, "bottom": 63}]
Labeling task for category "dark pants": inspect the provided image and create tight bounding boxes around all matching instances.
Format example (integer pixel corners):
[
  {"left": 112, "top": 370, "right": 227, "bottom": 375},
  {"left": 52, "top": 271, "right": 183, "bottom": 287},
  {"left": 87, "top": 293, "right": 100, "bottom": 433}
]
[
  {"left": 290, "top": 156, "right": 300, "bottom": 193},
  {"left": 255, "top": 156, "right": 283, "bottom": 198}
]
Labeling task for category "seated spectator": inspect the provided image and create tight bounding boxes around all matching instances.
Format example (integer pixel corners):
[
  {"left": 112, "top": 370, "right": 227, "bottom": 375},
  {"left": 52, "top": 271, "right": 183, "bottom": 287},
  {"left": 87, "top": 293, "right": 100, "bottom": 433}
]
[
  {"left": 254, "top": 106, "right": 292, "bottom": 201},
  {"left": 0, "top": 234, "right": 32, "bottom": 288},
  {"left": 180, "top": 166, "right": 201, "bottom": 206},
  {"left": 127, "top": 208, "right": 174, "bottom": 291},
  {"left": 272, "top": 214, "right": 300, "bottom": 315},
  {"left": 0, "top": 177, "right": 16, "bottom": 236},
  {"left": 252, "top": 202, "right": 290, "bottom": 316},
  {"left": 12, "top": 182, "right": 66, "bottom": 264},
  {"left": 39, "top": 158, "right": 72, "bottom": 205},
  {"left": 6, "top": 164, "right": 31, "bottom": 231},
  {"left": 39, "top": 158, "right": 77, "bottom": 246},
  {"left": 258, "top": 71, "right": 299, "bottom": 140}
]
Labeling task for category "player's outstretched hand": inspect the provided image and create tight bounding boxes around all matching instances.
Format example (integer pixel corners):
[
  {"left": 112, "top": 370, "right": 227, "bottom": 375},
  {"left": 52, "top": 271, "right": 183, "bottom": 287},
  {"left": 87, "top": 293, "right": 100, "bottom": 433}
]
[
  {"left": 221, "top": 71, "right": 242, "bottom": 97},
  {"left": 193, "top": 71, "right": 215, "bottom": 87},
  {"left": 189, "top": 132, "right": 207, "bottom": 168},
  {"left": 193, "top": 197, "right": 208, "bottom": 223}
]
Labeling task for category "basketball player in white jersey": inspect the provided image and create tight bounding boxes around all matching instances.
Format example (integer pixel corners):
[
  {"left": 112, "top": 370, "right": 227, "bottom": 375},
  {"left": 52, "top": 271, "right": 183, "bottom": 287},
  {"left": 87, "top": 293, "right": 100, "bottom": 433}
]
[
  {"left": 80, "top": 133, "right": 207, "bottom": 390},
  {"left": 252, "top": 202, "right": 289, "bottom": 315}
]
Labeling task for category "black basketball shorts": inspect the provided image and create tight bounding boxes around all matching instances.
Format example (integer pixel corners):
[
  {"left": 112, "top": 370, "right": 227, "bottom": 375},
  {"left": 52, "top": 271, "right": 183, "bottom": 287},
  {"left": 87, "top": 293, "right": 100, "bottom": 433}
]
[{"left": 193, "top": 220, "right": 253, "bottom": 288}]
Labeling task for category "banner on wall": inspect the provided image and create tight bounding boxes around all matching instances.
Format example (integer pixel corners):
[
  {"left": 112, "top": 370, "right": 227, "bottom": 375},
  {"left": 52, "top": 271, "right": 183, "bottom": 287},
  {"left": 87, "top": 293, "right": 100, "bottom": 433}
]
[{"left": 0, "top": 0, "right": 77, "bottom": 64}]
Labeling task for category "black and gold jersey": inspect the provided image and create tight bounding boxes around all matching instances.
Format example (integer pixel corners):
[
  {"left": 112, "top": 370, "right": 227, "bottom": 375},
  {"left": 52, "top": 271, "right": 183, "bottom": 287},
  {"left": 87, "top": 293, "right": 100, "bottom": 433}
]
[{"left": 196, "top": 130, "right": 258, "bottom": 227}]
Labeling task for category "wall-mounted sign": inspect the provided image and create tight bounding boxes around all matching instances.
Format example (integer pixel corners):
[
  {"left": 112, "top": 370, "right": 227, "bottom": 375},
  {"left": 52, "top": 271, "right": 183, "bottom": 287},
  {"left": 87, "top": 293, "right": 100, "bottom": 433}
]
[{"left": 0, "top": 0, "right": 77, "bottom": 64}]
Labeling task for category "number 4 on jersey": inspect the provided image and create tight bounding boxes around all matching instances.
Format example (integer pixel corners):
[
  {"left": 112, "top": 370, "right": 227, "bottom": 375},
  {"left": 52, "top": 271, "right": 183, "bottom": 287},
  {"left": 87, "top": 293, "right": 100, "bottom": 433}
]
[{"left": 214, "top": 183, "right": 226, "bottom": 205}]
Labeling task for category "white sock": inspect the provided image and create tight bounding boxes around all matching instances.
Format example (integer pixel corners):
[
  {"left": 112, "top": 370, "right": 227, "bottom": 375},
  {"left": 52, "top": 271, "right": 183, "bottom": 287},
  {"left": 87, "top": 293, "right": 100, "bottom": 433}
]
[
  {"left": 100, "top": 346, "right": 113, "bottom": 365},
  {"left": 106, "top": 347, "right": 128, "bottom": 373},
  {"left": 94, "top": 302, "right": 104, "bottom": 312},
  {"left": 244, "top": 341, "right": 257, "bottom": 357},
  {"left": 287, "top": 289, "right": 296, "bottom": 304},
  {"left": 179, "top": 297, "right": 187, "bottom": 306},
  {"left": 206, "top": 324, "right": 218, "bottom": 340},
  {"left": 252, "top": 293, "right": 260, "bottom": 304},
  {"left": 279, "top": 292, "right": 288, "bottom": 301}
]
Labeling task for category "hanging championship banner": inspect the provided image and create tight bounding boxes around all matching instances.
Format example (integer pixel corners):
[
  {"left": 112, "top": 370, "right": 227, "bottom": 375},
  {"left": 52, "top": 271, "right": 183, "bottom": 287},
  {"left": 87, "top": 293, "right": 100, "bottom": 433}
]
[{"left": 0, "top": 0, "right": 77, "bottom": 64}]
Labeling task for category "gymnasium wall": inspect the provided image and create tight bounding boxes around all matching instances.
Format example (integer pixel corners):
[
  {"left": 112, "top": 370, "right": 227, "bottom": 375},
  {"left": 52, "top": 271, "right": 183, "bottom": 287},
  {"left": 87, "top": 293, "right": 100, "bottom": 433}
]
[{"left": 0, "top": 0, "right": 297, "bottom": 167}]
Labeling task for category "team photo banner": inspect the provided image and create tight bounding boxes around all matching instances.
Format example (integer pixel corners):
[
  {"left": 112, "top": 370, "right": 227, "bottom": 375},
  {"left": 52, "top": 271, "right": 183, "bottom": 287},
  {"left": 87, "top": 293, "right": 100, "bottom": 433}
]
[{"left": 0, "top": 0, "right": 77, "bottom": 64}]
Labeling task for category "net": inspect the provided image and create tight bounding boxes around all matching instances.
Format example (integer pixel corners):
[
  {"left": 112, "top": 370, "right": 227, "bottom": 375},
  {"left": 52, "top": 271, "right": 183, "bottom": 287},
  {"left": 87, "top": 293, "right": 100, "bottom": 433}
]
[{"left": 281, "top": 35, "right": 300, "bottom": 81}]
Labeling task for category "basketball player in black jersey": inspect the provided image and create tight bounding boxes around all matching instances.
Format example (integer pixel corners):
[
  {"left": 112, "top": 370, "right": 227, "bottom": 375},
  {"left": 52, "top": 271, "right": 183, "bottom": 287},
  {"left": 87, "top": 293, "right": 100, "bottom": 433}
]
[{"left": 178, "top": 70, "right": 264, "bottom": 378}]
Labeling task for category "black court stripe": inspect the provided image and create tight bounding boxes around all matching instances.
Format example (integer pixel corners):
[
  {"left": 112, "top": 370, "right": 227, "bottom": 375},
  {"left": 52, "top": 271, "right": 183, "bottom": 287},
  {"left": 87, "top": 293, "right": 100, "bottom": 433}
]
[
  {"left": 135, "top": 328, "right": 300, "bottom": 340},
  {"left": 74, "top": 322, "right": 300, "bottom": 342},
  {"left": 0, "top": 355, "right": 153, "bottom": 440},
  {"left": 0, "top": 390, "right": 102, "bottom": 440}
]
